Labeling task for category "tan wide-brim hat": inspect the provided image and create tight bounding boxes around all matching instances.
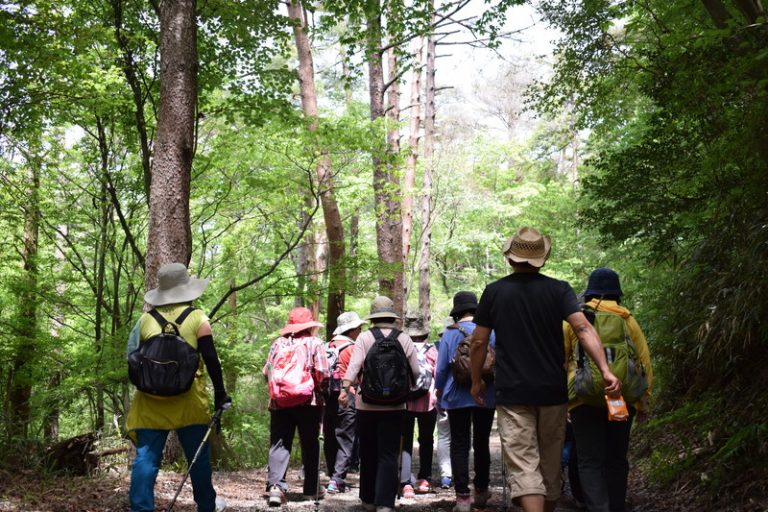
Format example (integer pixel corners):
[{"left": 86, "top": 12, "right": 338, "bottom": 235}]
[
  {"left": 365, "top": 295, "right": 400, "bottom": 320},
  {"left": 404, "top": 314, "right": 430, "bottom": 338},
  {"left": 502, "top": 227, "right": 552, "bottom": 268},
  {"left": 144, "top": 263, "right": 209, "bottom": 306}
]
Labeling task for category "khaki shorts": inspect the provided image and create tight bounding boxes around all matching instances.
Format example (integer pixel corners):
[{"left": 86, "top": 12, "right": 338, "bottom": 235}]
[{"left": 496, "top": 404, "right": 567, "bottom": 501}]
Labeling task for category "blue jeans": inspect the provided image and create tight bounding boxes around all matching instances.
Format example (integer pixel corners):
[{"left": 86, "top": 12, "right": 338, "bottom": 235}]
[{"left": 130, "top": 425, "right": 216, "bottom": 512}]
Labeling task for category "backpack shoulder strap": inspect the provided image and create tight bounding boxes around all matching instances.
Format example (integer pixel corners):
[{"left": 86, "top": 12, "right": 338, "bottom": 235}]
[
  {"left": 147, "top": 309, "right": 173, "bottom": 333},
  {"left": 453, "top": 324, "right": 470, "bottom": 337},
  {"left": 174, "top": 305, "right": 196, "bottom": 326},
  {"left": 370, "top": 327, "right": 384, "bottom": 342},
  {"left": 385, "top": 328, "right": 401, "bottom": 342},
  {"left": 148, "top": 306, "right": 196, "bottom": 334}
]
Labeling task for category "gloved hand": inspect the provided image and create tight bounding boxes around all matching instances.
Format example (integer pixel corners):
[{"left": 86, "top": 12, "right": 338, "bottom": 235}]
[
  {"left": 214, "top": 391, "right": 232, "bottom": 434},
  {"left": 215, "top": 390, "right": 232, "bottom": 412}
]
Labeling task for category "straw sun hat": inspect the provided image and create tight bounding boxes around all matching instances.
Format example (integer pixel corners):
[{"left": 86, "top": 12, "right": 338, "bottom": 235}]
[{"left": 502, "top": 227, "right": 552, "bottom": 268}]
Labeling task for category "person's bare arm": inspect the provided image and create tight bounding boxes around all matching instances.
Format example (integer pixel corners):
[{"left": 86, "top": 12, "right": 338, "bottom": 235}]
[
  {"left": 566, "top": 311, "right": 621, "bottom": 395},
  {"left": 470, "top": 325, "right": 492, "bottom": 405}
]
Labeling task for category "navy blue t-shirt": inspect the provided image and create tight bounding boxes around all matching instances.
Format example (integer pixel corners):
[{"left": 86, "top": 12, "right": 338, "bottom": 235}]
[{"left": 474, "top": 272, "right": 580, "bottom": 406}]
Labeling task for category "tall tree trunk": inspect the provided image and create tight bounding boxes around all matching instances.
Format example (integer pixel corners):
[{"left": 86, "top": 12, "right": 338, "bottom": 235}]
[
  {"left": 341, "top": 43, "right": 360, "bottom": 286},
  {"left": 145, "top": 0, "right": 197, "bottom": 288},
  {"left": 700, "top": 0, "right": 731, "bottom": 27},
  {"left": 418, "top": 19, "right": 436, "bottom": 325},
  {"left": 44, "top": 222, "right": 67, "bottom": 442},
  {"left": 367, "top": 0, "right": 404, "bottom": 318},
  {"left": 289, "top": 0, "right": 346, "bottom": 333},
  {"left": 8, "top": 146, "right": 41, "bottom": 441},
  {"left": 94, "top": 117, "right": 113, "bottom": 431},
  {"left": 112, "top": 0, "right": 152, "bottom": 199},
  {"left": 402, "top": 39, "right": 424, "bottom": 303}
]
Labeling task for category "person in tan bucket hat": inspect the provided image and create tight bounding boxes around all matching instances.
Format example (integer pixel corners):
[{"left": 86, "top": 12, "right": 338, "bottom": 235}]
[
  {"left": 340, "top": 296, "right": 420, "bottom": 512},
  {"left": 469, "top": 228, "right": 621, "bottom": 512},
  {"left": 502, "top": 226, "right": 552, "bottom": 268}
]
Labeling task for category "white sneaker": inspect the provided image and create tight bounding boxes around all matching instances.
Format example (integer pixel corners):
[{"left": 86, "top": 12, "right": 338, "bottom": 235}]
[
  {"left": 215, "top": 496, "right": 227, "bottom": 511},
  {"left": 376, "top": 507, "right": 395, "bottom": 512}
]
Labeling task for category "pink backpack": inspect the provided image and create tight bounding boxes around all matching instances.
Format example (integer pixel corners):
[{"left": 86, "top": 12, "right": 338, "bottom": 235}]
[{"left": 266, "top": 336, "right": 315, "bottom": 408}]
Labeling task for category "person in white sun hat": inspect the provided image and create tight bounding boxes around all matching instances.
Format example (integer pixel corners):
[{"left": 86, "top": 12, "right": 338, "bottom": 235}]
[
  {"left": 323, "top": 311, "right": 367, "bottom": 494},
  {"left": 126, "top": 262, "right": 230, "bottom": 512}
]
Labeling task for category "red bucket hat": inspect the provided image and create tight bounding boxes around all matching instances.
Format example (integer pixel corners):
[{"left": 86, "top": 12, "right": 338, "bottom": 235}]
[{"left": 279, "top": 307, "right": 323, "bottom": 336}]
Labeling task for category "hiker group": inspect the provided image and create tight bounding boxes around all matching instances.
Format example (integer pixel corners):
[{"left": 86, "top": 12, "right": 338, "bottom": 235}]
[{"left": 125, "top": 226, "right": 653, "bottom": 512}]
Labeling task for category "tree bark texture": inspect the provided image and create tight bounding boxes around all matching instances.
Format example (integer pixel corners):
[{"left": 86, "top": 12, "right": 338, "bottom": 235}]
[
  {"left": 418, "top": 21, "right": 436, "bottom": 325},
  {"left": 368, "top": 0, "right": 405, "bottom": 319},
  {"left": 402, "top": 39, "right": 423, "bottom": 302},
  {"left": 8, "top": 148, "right": 41, "bottom": 440},
  {"left": 145, "top": 0, "right": 197, "bottom": 291},
  {"left": 289, "top": 0, "right": 346, "bottom": 334}
]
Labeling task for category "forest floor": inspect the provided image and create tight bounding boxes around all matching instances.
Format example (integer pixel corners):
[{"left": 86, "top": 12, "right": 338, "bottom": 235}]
[{"left": 0, "top": 425, "right": 752, "bottom": 512}]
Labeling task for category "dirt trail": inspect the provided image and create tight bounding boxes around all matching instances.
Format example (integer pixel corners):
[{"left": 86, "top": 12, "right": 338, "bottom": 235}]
[
  {"left": 156, "top": 425, "right": 586, "bottom": 512},
  {"left": 0, "top": 423, "right": 653, "bottom": 511}
]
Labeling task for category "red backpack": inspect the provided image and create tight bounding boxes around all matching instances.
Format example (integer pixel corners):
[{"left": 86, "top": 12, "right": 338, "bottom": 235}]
[{"left": 266, "top": 336, "right": 315, "bottom": 408}]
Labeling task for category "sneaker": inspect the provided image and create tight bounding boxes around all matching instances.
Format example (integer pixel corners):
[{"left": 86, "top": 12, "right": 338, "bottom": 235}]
[
  {"left": 267, "top": 486, "right": 286, "bottom": 507},
  {"left": 376, "top": 508, "right": 395, "bottom": 512},
  {"left": 440, "top": 476, "right": 453, "bottom": 489},
  {"left": 400, "top": 484, "right": 416, "bottom": 503},
  {"left": 215, "top": 496, "right": 227, "bottom": 511},
  {"left": 474, "top": 488, "right": 491, "bottom": 507},
  {"left": 326, "top": 480, "right": 345, "bottom": 494},
  {"left": 415, "top": 479, "right": 433, "bottom": 493},
  {"left": 453, "top": 494, "right": 471, "bottom": 512}
]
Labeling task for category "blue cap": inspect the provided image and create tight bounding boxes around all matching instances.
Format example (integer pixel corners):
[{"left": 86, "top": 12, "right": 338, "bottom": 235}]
[{"left": 584, "top": 267, "right": 623, "bottom": 297}]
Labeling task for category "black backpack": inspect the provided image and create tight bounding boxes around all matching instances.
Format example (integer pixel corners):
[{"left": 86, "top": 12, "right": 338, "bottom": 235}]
[
  {"left": 361, "top": 328, "right": 411, "bottom": 405},
  {"left": 127, "top": 307, "right": 200, "bottom": 397}
]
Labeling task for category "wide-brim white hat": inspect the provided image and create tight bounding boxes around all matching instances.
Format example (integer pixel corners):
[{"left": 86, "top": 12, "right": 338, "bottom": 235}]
[
  {"left": 144, "top": 263, "right": 209, "bottom": 306},
  {"left": 333, "top": 311, "right": 367, "bottom": 336}
]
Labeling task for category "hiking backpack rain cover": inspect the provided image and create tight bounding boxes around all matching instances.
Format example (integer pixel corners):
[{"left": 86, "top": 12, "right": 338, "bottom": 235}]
[
  {"left": 361, "top": 328, "right": 411, "bottom": 405},
  {"left": 570, "top": 306, "right": 649, "bottom": 407},
  {"left": 127, "top": 307, "right": 201, "bottom": 397},
  {"left": 266, "top": 336, "right": 316, "bottom": 408}
]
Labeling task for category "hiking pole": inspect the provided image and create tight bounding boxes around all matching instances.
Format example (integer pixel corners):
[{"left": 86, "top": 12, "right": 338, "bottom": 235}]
[
  {"left": 500, "top": 455, "right": 509, "bottom": 512},
  {"left": 166, "top": 403, "right": 230, "bottom": 512},
  {"left": 315, "top": 424, "right": 325, "bottom": 512}
]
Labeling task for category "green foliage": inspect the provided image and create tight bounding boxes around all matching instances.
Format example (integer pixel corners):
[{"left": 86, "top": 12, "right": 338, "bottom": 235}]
[{"left": 535, "top": 0, "right": 768, "bottom": 500}]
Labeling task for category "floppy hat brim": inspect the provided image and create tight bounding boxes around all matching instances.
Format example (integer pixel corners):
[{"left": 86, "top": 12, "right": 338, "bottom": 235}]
[
  {"left": 144, "top": 278, "right": 209, "bottom": 306},
  {"left": 280, "top": 321, "right": 323, "bottom": 336},
  {"left": 333, "top": 318, "right": 367, "bottom": 336},
  {"left": 504, "top": 235, "right": 552, "bottom": 268},
  {"left": 449, "top": 303, "right": 479, "bottom": 318},
  {"left": 364, "top": 311, "right": 401, "bottom": 320},
  {"left": 406, "top": 327, "right": 430, "bottom": 338}
]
